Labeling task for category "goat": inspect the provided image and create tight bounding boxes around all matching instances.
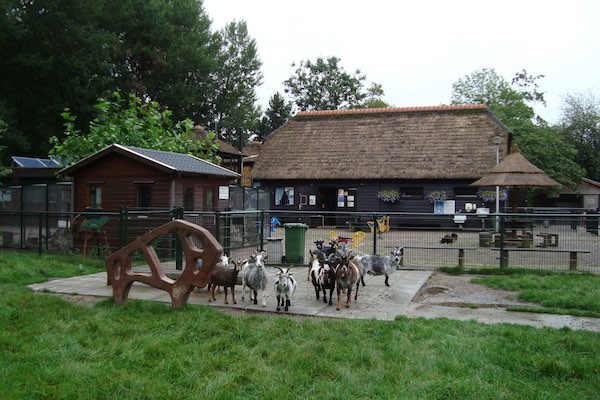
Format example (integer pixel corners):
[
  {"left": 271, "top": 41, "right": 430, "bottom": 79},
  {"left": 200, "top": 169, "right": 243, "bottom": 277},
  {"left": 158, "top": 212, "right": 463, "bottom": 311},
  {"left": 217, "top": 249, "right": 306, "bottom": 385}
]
[
  {"left": 207, "top": 258, "right": 245, "bottom": 304},
  {"left": 440, "top": 233, "right": 458, "bottom": 244},
  {"left": 318, "top": 254, "right": 337, "bottom": 306},
  {"left": 308, "top": 239, "right": 338, "bottom": 280},
  {"left": 308, "top": 251, "right": 322, "bottom": 300},
  {"left": 241, "top": 250, "right": 268, "bottom": 307},
  {"left": 274, "top": 267, "right": 297, "bottom": 311},
  {"left": 333, "top": 248, "right": 360, "bottom": 310},
  {"left": 355, "top": 247, "right": 404, "bottom": 287}
]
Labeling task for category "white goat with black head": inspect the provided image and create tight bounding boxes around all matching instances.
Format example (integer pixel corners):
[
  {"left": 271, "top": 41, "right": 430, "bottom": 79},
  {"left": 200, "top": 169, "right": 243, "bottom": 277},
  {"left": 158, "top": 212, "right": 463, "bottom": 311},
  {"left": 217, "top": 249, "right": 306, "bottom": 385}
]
[
  {"left": 274, "top": 267, "right": 297, "bottom": 312},
  {"left": 241, "top": 250, "right": 268, "bottom": 307}
]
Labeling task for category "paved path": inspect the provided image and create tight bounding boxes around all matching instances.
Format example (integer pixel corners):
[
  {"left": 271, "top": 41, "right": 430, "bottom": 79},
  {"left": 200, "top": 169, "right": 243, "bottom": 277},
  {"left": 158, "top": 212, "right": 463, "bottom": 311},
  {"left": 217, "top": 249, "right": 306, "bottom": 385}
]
[{"left": 29, "top": 268, "right": 600, "bottom": 332}]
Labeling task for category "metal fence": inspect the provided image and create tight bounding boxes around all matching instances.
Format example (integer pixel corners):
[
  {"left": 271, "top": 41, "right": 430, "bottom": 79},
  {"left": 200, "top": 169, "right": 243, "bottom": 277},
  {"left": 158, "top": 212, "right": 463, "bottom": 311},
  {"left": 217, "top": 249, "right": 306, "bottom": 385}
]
[{"left": 1, "top": 209, "right": 598, "bottom": 273}]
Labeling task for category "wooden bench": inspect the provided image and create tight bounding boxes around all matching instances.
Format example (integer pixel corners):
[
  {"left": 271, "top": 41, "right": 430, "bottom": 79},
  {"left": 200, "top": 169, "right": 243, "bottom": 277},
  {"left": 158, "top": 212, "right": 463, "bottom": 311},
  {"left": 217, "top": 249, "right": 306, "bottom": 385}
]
[
  {"left": 398, "top": 245, "right": 477, "bottom": 268},
  {"left": 491, "top": 247, "right": 590, "bottom": 271}
]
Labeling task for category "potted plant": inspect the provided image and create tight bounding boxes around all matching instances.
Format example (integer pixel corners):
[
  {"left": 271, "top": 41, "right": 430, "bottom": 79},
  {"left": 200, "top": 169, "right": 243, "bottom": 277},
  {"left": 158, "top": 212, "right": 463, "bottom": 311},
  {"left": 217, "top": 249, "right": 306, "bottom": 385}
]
[
  {"left": 477, "top": 188, "right": 508, "bottom": 203},
  {"left": 377, "top": 189, "right": 401, "bottom": 203},
  {"left": 425, "top": 190, "right": 449, "bottom": 203}
]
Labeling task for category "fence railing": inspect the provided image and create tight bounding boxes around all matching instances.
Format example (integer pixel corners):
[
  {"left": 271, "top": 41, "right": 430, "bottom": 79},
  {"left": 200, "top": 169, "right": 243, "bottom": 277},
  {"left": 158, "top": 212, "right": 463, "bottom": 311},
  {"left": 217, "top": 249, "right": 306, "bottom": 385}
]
[{"left": 1, "top": 209, "right": 598, "bottom": 273}]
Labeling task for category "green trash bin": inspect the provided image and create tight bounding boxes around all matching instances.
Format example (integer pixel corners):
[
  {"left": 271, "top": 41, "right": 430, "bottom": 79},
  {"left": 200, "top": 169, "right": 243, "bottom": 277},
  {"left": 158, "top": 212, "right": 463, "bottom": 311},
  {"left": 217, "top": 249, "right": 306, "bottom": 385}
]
[{"left": 283, "top": 223, "right": 308, "bottom": 263}]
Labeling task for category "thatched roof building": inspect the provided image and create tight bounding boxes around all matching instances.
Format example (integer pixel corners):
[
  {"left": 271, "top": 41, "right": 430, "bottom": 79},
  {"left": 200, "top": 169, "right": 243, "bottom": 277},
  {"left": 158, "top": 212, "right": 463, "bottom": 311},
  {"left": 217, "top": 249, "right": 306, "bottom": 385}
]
[{"left": 251, "top": 104, "right": 511, "bottom": 181}]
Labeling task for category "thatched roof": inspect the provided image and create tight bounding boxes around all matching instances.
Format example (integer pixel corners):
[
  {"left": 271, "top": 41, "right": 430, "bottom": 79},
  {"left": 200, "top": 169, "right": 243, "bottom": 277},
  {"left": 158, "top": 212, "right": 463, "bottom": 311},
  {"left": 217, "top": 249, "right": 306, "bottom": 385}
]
[
  {"left": 471, "top": 145, "right": 560, "bottom": 187},
  {"left": 250, "top": 105, "right": 511, "bottom": 180}
]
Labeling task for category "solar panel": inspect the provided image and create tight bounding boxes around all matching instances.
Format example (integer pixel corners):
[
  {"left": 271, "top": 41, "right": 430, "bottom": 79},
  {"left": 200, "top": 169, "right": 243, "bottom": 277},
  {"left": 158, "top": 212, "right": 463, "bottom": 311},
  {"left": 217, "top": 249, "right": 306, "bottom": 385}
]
[{"left": 11, "top": 156, "right": 60, "bottom": 168}]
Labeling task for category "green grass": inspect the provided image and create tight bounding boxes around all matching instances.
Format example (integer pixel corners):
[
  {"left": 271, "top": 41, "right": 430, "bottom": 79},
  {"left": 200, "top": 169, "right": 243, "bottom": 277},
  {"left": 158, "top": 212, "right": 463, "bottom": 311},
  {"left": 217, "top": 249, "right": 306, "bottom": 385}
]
[
  {"left": 1, "top": 252, "right": 599, "bottom": 399},
  {"left": 442, "top": 266, "right": 600, "bottom": 318}
]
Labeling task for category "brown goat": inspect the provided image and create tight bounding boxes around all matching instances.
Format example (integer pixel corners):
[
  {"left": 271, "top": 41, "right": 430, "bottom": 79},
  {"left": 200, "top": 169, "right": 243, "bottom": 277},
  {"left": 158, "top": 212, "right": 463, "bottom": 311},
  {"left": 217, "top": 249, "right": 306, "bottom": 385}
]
[
  {"left": 207, "top": 258, "right": 246, "bottom": 304},
  {"left": 333, "top": 250, "right": 360, "bottom": 310}
]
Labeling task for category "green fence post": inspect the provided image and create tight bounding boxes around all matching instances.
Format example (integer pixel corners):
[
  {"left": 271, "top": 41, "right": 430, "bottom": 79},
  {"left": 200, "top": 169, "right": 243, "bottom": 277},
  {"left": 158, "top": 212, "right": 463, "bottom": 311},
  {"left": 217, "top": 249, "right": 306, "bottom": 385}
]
[
  {"left": 259, "top": 211, "right": 265, "bottom": 252},
  {"left": 119, "top": 207, "right": 128, "bottom": 248},
  {"left": 372, "top": 213, "right": 378, "bottom": 255},
  {"left": 38, "top": 213, "right": 43, "bottom": 255},
  {"left": 173, "top": 207, "right": 183, "bottom": 270},
  {"left": 499, "top": 215, "right": 506, "bottom": 270}
]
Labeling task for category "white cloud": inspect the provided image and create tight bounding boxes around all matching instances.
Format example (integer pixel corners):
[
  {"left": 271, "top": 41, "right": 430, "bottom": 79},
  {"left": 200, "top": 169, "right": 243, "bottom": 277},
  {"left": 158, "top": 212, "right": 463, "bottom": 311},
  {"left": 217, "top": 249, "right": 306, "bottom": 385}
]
[{"left": 204, "top": 0, "right": 600, "bottom": 124}]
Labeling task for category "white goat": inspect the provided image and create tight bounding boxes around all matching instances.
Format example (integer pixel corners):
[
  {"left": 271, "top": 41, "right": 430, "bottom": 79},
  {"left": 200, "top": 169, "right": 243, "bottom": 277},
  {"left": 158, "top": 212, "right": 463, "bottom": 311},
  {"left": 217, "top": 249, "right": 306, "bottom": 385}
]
[
  {"left": 355, "top": 247, "right": 404, "bottom": 287},
  {"left": 241, "top": 250, "right": 268, "bottom": 307},
  {"left": 274, "top": 267, "right": 297, "bottom": 312}
]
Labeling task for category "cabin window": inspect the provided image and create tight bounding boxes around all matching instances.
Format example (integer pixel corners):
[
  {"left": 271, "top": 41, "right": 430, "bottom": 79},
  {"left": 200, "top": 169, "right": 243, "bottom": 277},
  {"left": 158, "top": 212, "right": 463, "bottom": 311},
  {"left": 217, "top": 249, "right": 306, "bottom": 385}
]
[
  {"left": 88, "top": 184, "right": 103, "bottom": 209},
  {"left": 184, "top": 187, "right": 194, "bottom": 211},
  {"left": 136, "top": 185, "right": 151, "bottom": 209},
  {"left": 454, "top": 187, "right": 478, "bottom": 197},
  {"left": 205, "top": 187, "right": 214, "bottom": 211},
  {"left": 401, "top": 187, "right": 423, "bottom": 199},
  {"left": 275, "top": 187, "right": 294, "bottom": 206}
]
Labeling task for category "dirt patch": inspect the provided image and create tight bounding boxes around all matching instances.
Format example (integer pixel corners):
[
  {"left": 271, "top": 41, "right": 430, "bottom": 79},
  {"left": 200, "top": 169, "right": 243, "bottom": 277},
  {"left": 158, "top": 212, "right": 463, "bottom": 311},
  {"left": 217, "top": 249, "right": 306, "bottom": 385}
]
[{"left": 412, "top": 270, "right": 537, "bottom": 309}]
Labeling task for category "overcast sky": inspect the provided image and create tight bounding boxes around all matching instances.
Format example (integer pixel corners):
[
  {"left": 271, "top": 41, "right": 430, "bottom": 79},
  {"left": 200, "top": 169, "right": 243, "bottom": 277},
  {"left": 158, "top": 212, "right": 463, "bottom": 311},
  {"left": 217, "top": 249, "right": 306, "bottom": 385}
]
[{"left": 203, "top": 0, "right": 600, "bottom": 124}]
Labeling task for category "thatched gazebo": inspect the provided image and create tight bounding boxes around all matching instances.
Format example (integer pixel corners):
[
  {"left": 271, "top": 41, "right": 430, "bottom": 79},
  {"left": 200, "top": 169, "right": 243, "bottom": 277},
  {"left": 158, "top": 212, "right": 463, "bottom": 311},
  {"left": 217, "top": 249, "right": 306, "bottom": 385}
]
[{"left": 471, "top": 145, "right": 561, "bottom": 212}]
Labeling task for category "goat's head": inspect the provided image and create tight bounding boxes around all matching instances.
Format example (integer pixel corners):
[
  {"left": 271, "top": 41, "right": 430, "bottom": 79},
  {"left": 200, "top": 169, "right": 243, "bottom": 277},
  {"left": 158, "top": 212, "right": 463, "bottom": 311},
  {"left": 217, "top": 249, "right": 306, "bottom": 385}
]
[
  {"left": 232, "top": 258, "right": 248, "bottom": 271},
  {"left": 275, "top": 267, "right": 293, "bottom": 290},
  {"left": 250, "top": 250, "right": 267, "bottom": 268},
  {"left": 391, "top": 247, "right": 404, "bottom": 265},
  {"left": 218, "top": 254, "right": 229, "bottom": 266},
  {"left": 314, "top": 240, "right": 325, "bottom": 250},
  {"left": 334, "top": 248, "right": 354, "bottom": 277}
]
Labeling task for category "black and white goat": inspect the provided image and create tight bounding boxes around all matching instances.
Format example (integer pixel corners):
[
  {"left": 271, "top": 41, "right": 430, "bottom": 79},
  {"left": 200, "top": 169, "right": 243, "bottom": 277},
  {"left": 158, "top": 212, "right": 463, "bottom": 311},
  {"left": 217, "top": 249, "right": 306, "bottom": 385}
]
[
  {"left": 319, "top": 254, "right": 337, "bottom": 306},
  {"left": 355, "top": 247, "right": 404, "bottom": 287},
  {"left": 307, "top": 239, "right": 338, "bottom": 280},
  {"left": 333, "top": 248, "right": 361, "bottom": 310},
  {"left": 274, "top": 267, "right": 297, "bottom": 311},
  {"left": 207, "top": 258, "right": 245, "bottom": 304},
  {"left": 308, "top": 251, "right": 322, "bottom": 300},
  {"left": 241, "top": 250, "right": 268, "bottom": 307}
]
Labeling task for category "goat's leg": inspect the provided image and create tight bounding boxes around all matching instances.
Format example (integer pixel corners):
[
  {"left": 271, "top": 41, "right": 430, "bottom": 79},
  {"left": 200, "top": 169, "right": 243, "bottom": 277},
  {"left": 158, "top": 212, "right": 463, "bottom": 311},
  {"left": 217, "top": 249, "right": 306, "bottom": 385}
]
[
  {"left": 252, "top": 288, "right": 257, "bottom": 304},
  {"left": 336, "top": 287, "right": 341, "bottom": 311},
  {"left": 207, "top": 284, "right": 214, "bottom": 302},
  {"left": 285, "top": 296, "right": 290, "bottom": 311},
  {"left": 346, "top": 288, "right": 352, "bottom": 308},
  {"left": 261, "top": 289, "right": 266, "bottom": 307},
  {"left": 276, "top": 294, "right": 281, "bottom": 311},
  {"left": 384, "top": 275, "right": 390, "bottom": 287},
  {"left": 354, "top": 281, "right": 360, "bottom": 301},
  {"left": 231, "top": 285, "right": 237, "bottom": 304},
  {"left": 223, "top": 287, "right": 229, "bottom": 304},
  {"left": 328, "top": 287, "right": 333, "bottom": 305}
]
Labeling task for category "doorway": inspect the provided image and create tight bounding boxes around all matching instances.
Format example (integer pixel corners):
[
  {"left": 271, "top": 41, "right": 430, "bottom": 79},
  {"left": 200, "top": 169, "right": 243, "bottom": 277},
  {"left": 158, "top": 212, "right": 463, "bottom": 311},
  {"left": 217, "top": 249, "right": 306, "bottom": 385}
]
[{"left": 318, "top": 187, "right": 337, "bottom": 225}]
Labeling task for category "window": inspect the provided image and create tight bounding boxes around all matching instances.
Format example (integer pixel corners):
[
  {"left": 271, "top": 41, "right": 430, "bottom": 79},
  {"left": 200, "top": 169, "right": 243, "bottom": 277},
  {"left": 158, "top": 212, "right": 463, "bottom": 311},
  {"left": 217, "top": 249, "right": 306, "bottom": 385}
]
[
  {"left": 184, "top": 187, "right": 194, "bottom": 211},
  {"left": 454, "top": 187, "right": 478, "bottom": 197},
  {"left": 205, "top": 187, "right": 214, "bottom": 211},
  {"left": 136, "top": 185, "right": 151, "bottom": 209},
  {"left": 275, "top": 187, "right": 294, "bottom": 206},
  {"left": 401, "top": 187, "right": 423, "bottom": 199},
  {"left": 89, "top": 184, "right": 103, "bottom": 209}
]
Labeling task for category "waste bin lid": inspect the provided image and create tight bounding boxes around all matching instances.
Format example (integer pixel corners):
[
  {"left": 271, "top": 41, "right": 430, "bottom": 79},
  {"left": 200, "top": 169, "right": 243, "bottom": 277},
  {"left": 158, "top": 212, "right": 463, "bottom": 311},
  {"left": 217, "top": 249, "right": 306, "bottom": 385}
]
[{"left": 283, "top": 223, "right": 309, "bottom": 228}]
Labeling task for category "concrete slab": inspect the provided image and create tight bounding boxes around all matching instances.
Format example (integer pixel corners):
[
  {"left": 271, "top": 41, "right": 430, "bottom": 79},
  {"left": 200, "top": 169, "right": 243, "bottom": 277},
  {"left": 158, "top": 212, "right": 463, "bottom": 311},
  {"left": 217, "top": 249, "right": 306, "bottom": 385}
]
[{"left": 28, "top": 268, "right": 600, "bottom": 332}]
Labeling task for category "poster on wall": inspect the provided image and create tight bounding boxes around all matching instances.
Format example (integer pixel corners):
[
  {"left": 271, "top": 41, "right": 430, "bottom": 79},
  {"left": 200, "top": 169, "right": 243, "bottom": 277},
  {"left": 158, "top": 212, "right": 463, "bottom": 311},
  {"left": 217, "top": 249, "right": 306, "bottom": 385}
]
[
  {"left": 434, "top": 200, "right": 456, "bottom": 214},
  {"left": 219, "top": 186, "right": 229, "bottom": 200},
  {"left": 309, "top": 195, "right": 316, "bottom": 205}
]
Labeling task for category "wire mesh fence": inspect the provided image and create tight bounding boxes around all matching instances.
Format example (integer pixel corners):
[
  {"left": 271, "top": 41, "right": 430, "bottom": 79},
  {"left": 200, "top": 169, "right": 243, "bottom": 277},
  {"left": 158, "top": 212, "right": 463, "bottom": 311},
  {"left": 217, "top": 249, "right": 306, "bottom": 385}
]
[{"left": 1, "top": 209, "right": 598, "bottom": 273}]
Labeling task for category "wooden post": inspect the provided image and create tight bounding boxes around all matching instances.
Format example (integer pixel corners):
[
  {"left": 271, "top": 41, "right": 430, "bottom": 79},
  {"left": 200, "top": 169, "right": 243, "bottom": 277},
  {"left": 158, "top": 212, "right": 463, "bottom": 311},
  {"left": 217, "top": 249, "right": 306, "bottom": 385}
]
[
  {"left": 458, "top": 248, "right": 465, "bottom": 268},
  {"left": 569, "top": 251, "right": 578, "bottom": 271}
]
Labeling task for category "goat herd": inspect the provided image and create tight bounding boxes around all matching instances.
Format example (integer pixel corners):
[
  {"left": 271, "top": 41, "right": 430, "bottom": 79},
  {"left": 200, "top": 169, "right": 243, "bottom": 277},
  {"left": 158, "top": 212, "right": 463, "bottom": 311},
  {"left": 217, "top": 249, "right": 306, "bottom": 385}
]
[{"left": 203, "top": 238, "right": 405, "bottom": 312}]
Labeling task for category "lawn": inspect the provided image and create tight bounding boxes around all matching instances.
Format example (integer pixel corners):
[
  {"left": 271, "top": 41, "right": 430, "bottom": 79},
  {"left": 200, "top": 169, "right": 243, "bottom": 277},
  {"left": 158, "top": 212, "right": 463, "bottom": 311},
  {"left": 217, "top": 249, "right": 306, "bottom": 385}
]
[{"left": 1, "top": 252, "right": 599, "bottom": 399}]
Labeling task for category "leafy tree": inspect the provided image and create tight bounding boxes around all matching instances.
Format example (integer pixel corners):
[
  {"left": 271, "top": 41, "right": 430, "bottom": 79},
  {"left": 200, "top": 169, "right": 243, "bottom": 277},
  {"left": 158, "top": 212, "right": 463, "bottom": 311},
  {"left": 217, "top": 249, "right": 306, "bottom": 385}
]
[
  {"left": 362, "top": 83, "right": 390, "bottom": 108},
  {"left": 558, "top": 91, "right": 600, "bottom": 181},
  {"left": 284, "top": 56, "right": 382, "bottom": 111},
  {"left": 1, "top": 0, "right": 260, "bottom": 163},
  {"left": 451, "top": 67, "right": 583, "bottom": 186},
  {"left": 49, "top": 92, "right": 218, "bottom": 166},
  {"left": 0, "top": 117, "right": 11, "bottom": 177},
  {"left": 206, "top": 20, "right": 263, "bottom": 147},
  {"left": 255, "top": 92, "right": 293, "bottom": 141}
]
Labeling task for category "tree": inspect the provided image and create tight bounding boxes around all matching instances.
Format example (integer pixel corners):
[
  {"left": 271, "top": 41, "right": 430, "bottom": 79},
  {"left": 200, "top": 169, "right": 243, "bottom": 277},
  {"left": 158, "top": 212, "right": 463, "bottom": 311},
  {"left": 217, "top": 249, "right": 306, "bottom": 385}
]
[
  {"left": 206, "top": 20, "right": 263, "bottom": 147},
  {"left": 255, "top": 92, "right": 293, "bottom": 141},
  {"left": 0, "top": 0, "right": 232, "bottom": 162},
  {"left": 558, "top": 91, "right": 600, "bottom": 181},
  {"left": 362, "top": 83, "right": 390, "bottom": 108},
  {"left": 0, "top": 117, "right": 11, "bottom": 177},
  {"left": 451, "top": 67, "right": 583, "bottom": 187},
  {"left": 283, "top": 56, "right": 382, "bottom": 111},
  {"left": 49, "top": 92, "right": 218, "bottom": 166}
]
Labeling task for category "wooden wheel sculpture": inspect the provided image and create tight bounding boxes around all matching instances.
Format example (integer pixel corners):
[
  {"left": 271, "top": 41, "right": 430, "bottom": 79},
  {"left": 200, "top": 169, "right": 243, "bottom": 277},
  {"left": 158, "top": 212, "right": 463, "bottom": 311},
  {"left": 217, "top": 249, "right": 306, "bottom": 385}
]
[{"left": 106, "top": 219, "right": 223, "bottom": 309}]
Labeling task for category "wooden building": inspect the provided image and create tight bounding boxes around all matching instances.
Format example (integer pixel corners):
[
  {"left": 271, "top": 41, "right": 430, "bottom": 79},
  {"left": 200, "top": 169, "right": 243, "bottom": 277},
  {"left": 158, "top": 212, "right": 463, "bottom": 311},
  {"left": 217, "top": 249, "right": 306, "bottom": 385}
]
[
  {"left": 250, "top": 105, "right": 512, "bottom": 227},
  {"left": 61, "top": 144, "right": 240, "bottom": 213}
]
